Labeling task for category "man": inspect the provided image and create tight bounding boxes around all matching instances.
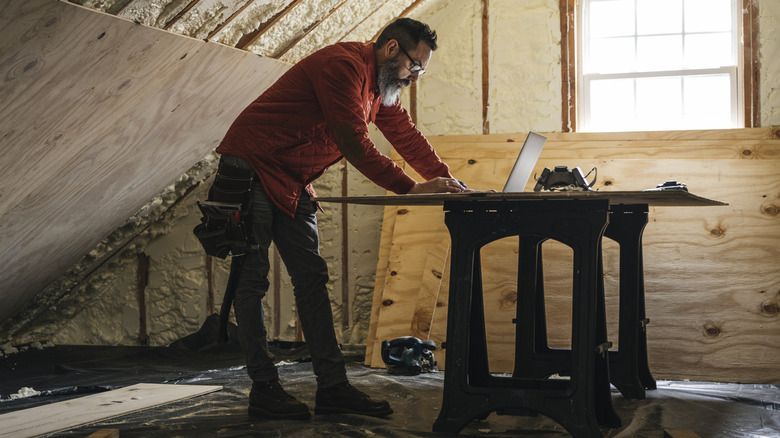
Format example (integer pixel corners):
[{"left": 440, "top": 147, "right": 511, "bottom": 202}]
[{"left": 213, "top": 17, "right": 468, "bottom": 420}]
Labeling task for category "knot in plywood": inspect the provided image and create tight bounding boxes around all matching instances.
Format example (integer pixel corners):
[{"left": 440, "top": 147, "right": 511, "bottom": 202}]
[
  {"left": 758, "top": 291, "right": 779, "bottom": 317},
  {"left": 710, "top": 226, "right": 726, "bottom": 237},
  {"left": 706, "top": 219, "right": 727, "bottom": 238},
  {"left": 7, "top": 55, "right": 45, "bottom": 80},
  {"left": 703, "top": 321, "right": 722, "bottom": 338},
  {"left": 499, "top": 290, "right": 518, "bottom": 310},
  {"left": 760, "top": 204, "right": 779, "bottom": 216},
  {"left": 412, "top": 309, "right": 433, "bottom": 334}
]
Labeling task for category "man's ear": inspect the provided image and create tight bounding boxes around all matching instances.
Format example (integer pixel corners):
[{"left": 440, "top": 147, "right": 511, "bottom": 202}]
[{"left": 384, "top": 39, "right": 399, "bottom": 58}]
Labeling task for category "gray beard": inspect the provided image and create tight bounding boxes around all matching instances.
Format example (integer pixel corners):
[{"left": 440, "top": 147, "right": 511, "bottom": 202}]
[{"left": 377, "top": 57, "right": 411, "bottom": 107}]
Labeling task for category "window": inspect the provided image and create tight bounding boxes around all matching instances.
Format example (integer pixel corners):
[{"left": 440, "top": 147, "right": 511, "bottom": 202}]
[{"left": 577, "top": 0, "right": 742, "bottom": 132}]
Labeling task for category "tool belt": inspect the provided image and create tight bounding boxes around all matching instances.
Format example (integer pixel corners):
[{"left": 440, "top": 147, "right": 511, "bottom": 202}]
[{"left": 193, "top": 159, "right": 258, "bottom": 259}]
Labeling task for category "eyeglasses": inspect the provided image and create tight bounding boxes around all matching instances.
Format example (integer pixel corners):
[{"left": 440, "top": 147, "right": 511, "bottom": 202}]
[{"left": 397, "top": 43, "right": 425, "bottom": 75}]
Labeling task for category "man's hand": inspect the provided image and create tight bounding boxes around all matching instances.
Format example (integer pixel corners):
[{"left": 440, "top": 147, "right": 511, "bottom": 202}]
[{"left": 408, "top": 177, "right": 473, "bottom": 194}]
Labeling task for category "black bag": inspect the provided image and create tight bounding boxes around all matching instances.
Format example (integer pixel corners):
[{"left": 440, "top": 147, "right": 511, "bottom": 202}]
[{"left": 193, "top": 161, "right": 257, "bottom": 259}]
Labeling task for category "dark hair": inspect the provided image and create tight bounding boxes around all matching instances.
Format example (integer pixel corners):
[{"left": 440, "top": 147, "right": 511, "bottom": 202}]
[{"left": 376, "top": 18, "right": 438, "bottom": 51}]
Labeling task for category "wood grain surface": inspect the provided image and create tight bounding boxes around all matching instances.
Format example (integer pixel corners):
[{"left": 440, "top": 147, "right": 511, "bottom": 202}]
[
  {"left": 358, "top": 128, "right": 780, "bottom": 383},
  {"left": 0, "top": 0, "right": 289, "bottom": 323},
  {"left": 0, "top": 383, "right": 221, "bottom": 438}
]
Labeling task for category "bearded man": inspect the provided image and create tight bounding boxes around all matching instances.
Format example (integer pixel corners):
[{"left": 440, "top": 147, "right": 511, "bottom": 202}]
[{"left": 213, "top": 17, "right": 468, "bottom": 420}]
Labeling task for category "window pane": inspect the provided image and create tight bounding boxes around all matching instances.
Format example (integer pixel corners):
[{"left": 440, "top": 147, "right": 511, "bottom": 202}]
[
  {"left": 579, "top": 0, "right": 740, "bottom": 131},
  {"left": 636, "top": 76, "right": 682, "bottom": 130},
  {"left": 637, "top": 35, "right": 682, "bottom": 71},
  {"left": 685, "top": 0, "right": 732, "bottom": 32},
  {"left": 638, "top": 0, "right": 682, "bottom": 35},
  {"left": 683, "top": 74, "right": 733, "bottom": 128},
  {"left": 587, "top": 37, "right": 635, "bottom": 73},
  {"left": 684, "top": 33, "right": 733, "bottom": 68},
  {"left": 590, "top": 0, "right": 635, "bottom": 37},
  {"left": 589, "top": 78, "right": 635, "bottom": 131}
]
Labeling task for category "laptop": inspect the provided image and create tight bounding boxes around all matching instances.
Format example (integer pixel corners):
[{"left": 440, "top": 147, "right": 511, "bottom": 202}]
[{"left": 501, "top": 131, "right": 547, "bottom": 192}]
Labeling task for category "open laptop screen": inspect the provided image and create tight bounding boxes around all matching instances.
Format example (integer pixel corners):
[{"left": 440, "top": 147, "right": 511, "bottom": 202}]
[{"left": 501, "top": 131, "right": 547, "bottom": 192}]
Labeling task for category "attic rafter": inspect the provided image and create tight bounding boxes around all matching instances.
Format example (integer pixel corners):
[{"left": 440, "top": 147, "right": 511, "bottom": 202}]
[
  {"left": 275, "top": 0, "right": 350, "bottom": 59},
  {"left": 110, "top": 0, "right": 135, "bottom": 15},
  {"left": 205, "top": 0, "right": 255, "bottom": 41},
  {"left": 370, "top": 0, "right": 426, "bottom": 41},
  {"left": 337, "top": 0, "right": 388, "bottom": 43},
  {"left": 236, "top": 0, "right": 305, "bottom": 51},
  {"left": 163, "top": 0, "right": 202, "bottom": 30}
]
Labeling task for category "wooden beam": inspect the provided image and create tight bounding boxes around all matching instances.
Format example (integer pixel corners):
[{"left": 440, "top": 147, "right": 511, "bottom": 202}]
[
  {"left": 162, "top": 0, "right": 201, "bottom": 30},
  {"left": 370, "top": 0, "right": 426, "bottom": 42},
  {"left": 87, "top": 430, "right": 120, "bottom": 438},
  {"left": 109, "top": 0, "right": 135, "bottom": 15},
  {"left": 398, "top": 0, "right": 426, "bottom": 18},
  {"left": 236, "top": 0, "right": 304, "bottom": 51},
  {"left": 137, "top": 253, "right": 149, "bottom": 346},
  {"left": 560, "top": 0, "right": 576, "bottom": 132},
  {"left": 481, "top": 0, "right": 489, "bottom": 135},
  {"left": 206, "top": 0, "right": 255, "bottom": 41},
  {"left": 742, "top": 0, "right": 760, "bottom": 127},
  {"left": 337, "top": 0, "right": 388, "bottom": 43},
  {"left": 275, "top": 0, "right": 349, "bottom": 59}
]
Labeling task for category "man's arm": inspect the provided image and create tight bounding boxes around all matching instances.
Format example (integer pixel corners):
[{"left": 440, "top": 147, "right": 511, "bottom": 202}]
[
  {"left": 373, "top": 102, "right": 470, "bottom": 193},
  {"left": 312, "top": 58, "right": 425, "bottom": 193}
]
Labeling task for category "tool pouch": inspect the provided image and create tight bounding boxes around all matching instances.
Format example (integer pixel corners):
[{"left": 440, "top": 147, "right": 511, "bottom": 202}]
[{"left": 193, "top": 161, "right": 257, "bottom": 259}]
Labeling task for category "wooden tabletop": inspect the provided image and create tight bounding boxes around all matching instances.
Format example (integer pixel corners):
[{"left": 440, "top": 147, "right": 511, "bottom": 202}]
[{"left": 314, "top": 190, "right": 727, "bottom": 207}]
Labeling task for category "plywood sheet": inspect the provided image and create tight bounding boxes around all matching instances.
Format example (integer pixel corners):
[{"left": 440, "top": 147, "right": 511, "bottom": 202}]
[
  {"left": 0, "top": 0, "right": 290, "bottom": 323},
  {"left": 0, "top": 383, "right": 221, "bottom": 438},
  {"left": 363, "top": 204, "right": 398, "bottom": 365},
  {"left": 359, "top": 128, "right": 780, "bottom": 383}
]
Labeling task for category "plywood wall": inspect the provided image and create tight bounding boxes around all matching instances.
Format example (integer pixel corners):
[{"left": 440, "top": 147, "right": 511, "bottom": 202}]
[
  {"left": 366, "top": 127, "right": 780, "bottom": 384},
  {"left": 0, "top": 0, "right": 289, "bottom": 325}
]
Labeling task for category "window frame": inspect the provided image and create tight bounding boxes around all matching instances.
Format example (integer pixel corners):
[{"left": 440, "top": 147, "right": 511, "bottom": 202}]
[{"left": 559, "top": 0, "right": 760, "bottom": 132}]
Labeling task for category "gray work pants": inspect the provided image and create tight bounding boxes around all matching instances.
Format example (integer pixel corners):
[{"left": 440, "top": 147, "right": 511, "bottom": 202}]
[{"left": 220, "top": 155, "right": 347, "bottom": 389}]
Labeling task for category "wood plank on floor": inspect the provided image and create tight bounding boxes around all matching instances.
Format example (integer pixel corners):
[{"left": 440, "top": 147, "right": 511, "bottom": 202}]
[{"left": 0, "top": 383, "right": 221, "bottom": 438}]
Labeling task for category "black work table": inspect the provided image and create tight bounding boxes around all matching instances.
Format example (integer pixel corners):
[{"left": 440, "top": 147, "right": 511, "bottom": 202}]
[{"left": 316, "top": 191, "right": 726, "bottom": 438}]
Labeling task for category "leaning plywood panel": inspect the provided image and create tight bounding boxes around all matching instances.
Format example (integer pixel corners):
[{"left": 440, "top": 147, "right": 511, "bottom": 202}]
[
  {"left": 0, "top": 383, "right": 221, "bottom": 438},
  {"left": 364, "top": 204, "right": 398, "bottom": 365},
  {"left": 369, "top": 203, "right": 448, "bottom": 367},
  {"left": 0, "top": 0, "right": 289, "bottom": 323}
]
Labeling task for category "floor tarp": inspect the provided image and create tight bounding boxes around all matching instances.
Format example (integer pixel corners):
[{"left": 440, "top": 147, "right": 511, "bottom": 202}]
[{"left": 1, "top": 327, "right": 777, "bottom": 437}]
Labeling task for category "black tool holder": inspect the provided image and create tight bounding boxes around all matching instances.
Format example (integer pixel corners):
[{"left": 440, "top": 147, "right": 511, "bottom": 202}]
[{"left": 433, "top": 198, "right": 638, "bottom": 437}]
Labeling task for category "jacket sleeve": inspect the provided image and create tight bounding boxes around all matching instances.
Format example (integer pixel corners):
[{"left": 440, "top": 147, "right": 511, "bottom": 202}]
[
  {"left": 312, "top": 59, "right": 418, "bottom": 194},
  {"left": 374, "top": 102, "right": 452, "bottom": 181}
]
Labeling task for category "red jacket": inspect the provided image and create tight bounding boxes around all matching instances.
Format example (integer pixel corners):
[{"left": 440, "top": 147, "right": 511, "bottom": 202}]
[{"left": 216, "top": 42, "right": 451, "bottom": 217}]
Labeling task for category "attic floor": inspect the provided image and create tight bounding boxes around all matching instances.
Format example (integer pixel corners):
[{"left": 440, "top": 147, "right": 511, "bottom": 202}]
[{"left": 1, "top": 342, "right": 778, "bottom": 438}]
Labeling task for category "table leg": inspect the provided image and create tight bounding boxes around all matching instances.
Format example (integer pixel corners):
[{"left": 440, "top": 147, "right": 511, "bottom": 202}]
[{"left": 604, "top": 204, "right": 657, "bottom": 399}]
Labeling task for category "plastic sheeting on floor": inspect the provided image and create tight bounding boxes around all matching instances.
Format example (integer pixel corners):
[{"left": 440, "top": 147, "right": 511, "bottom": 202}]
[{"left": 1, "top": 329, "right": 778, "bottom": 437}]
